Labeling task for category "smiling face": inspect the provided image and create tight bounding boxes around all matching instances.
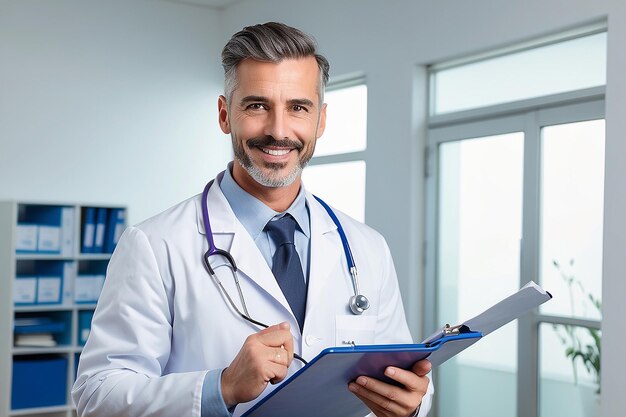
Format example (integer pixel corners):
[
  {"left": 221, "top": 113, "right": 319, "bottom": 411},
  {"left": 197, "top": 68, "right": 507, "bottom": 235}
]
[{"left": 218, "top": 57, "right": 327, "bottom": 202}]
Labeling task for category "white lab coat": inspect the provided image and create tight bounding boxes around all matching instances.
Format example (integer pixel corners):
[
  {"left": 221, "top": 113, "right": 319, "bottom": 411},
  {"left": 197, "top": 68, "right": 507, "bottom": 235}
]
[{"left": 72, "top": 175, "right": 433, "bottom": 417}]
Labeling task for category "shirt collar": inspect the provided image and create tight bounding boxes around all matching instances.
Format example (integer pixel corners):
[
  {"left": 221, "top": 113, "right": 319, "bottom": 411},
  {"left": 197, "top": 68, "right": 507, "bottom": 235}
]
[{"left": 219, "top": 162, "right": 311, "bottom": 239}]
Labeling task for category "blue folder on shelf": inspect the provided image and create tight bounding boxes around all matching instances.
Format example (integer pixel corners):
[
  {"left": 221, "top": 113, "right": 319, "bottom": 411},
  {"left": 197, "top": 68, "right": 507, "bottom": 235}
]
[
  {"left": 14, "top": 318, "right": 65, "bottom": 334},
  {"left": 241, "top": 281, "right": 553, "bottom": 417}
]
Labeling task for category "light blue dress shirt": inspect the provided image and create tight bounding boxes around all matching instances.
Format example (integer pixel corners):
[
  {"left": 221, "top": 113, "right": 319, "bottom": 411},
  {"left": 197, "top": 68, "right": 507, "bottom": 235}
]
[{"left": 201, "top": 163, "right": 311, "bottom": 416}]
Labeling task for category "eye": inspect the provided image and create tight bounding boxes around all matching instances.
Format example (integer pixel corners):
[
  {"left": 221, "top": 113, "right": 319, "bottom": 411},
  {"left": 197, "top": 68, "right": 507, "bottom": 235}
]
[
  {"left": 246, "top": 103, "right": 267, "bottom": 111},
  {"left": 292, "top": 105, "right": 308, "bottom": 112}
]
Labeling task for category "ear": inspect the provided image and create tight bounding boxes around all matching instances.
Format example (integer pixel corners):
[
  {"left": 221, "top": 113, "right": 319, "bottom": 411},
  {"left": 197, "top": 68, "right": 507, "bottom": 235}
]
[
  {"left": 316, "top": 102, "right": 327, "bottom": 139},
  {"left": 218, "top": 95, "right": 231, "bottom": 134}
]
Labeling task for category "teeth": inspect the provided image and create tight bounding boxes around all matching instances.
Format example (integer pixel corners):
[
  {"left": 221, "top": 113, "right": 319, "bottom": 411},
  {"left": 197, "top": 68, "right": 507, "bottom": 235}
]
[{"left": 261, "top": 148, "right": 290, "bottom": 156}]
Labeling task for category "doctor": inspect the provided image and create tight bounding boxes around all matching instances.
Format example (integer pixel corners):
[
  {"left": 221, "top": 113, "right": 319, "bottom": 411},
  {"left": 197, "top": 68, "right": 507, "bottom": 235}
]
[{"left": 72, "top": 22, "right": 433, "bottom": 417}]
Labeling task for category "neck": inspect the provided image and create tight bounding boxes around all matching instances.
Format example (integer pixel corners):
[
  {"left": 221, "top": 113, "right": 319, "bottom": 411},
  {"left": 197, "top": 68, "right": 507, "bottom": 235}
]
[{"left": 231, "top": 163, "right": 301, "bottom": 212}]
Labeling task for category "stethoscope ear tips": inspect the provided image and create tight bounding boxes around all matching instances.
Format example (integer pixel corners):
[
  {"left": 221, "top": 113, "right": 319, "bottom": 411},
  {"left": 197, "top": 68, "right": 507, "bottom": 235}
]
[{"left": 349, "top": 294, "right": 370, "bottom": 315}]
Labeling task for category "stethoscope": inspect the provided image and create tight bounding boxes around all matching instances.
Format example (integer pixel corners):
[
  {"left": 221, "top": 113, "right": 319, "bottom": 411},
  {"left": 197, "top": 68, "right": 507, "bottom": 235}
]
[{"left": 200, "top": 179, "right": 370, "bottom": 363}]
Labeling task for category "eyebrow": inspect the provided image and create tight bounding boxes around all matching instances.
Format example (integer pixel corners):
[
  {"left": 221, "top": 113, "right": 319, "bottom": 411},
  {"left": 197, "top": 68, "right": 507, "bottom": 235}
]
[
  {"left": 239, "top": 95, "right": 317, "bottom": 109},
  {"left": 239, "top": 95, "right": 269, "bottom": 106},
  {"left": 288, "top": 98, "right": 316, "bottom": 108}
]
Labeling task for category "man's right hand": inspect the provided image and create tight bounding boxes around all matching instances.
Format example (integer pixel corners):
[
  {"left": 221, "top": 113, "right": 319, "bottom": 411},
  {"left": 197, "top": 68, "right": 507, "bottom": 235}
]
[{"left": 221, "top": 322, "right": 295, "bottom": 408}]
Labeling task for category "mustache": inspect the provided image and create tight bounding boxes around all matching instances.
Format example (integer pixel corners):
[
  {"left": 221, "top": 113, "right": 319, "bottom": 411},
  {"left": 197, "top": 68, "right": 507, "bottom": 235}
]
[{"left": 246, "top": 136, "right": 303, "bottom": 150}]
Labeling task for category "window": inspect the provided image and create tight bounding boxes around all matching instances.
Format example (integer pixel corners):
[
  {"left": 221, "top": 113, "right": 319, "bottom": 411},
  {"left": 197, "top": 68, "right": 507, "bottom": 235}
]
[
  {"left": 304, "top": 79, "right": 367, "bottom": 222},
  {"left": 539, "top": 120, "right": 605, "bottom": 322},
  {"left": 425, "top": 26, "right": 606, "bottom": 417},
  {"left": 302, "top": 161, "right": 366, "bottom": 221},
  {"left": 314, "top": 83, "right": 367, "bottom": 156},
  {"left": 430, "top": 29, "right": 606, "bottom": 115}
]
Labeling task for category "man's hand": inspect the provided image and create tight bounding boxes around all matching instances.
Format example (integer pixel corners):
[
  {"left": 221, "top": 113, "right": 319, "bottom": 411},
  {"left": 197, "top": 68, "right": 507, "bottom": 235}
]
[
  {"left": 348, "top": 359, "right": 431, "bottom": 417},
  {"left": 221, "top": 322, "right": 294, "bottom": 408}
]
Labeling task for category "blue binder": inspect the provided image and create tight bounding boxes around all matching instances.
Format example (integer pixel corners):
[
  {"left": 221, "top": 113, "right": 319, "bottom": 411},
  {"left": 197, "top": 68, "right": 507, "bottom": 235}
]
[
  {"left": 93, "top": 208, "right": 107, "bottom": 253},
  {"left": 81, "top": 207, "right": 96, "bottom": 253},
  {"left": 104, "top": 208, "right": 125, "bottom": 253},
  {"left": 241, "top": 332, "right": 481, "bottom": 417},
  {"left": 12, "top": 356, "right": 67, "bottom": 409}
]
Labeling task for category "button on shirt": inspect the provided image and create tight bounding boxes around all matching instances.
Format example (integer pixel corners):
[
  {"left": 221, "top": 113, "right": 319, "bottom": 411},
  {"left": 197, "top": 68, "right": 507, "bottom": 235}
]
[{"left": 201, "top": 164, "right": 311, "bottom": 416}]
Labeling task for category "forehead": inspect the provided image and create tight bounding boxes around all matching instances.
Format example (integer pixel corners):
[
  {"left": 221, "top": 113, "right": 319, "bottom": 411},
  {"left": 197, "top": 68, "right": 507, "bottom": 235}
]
[{"left": 233, "top": 57, "right": 321, "bottom": 101}]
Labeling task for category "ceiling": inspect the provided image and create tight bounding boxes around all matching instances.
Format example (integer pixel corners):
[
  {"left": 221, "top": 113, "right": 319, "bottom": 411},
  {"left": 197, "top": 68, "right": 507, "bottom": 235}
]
[{"left": 166, "top": 0, "right": 244, "bottom": 10}]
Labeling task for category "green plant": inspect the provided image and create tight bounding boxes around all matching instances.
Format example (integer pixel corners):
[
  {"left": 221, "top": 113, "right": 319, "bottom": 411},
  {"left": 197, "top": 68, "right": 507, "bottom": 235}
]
[{"left": 552, "top": 259, "right": 601, "bottom": 393}]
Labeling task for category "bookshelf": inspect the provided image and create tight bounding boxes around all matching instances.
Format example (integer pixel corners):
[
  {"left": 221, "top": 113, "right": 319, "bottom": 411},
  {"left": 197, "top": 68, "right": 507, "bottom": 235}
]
[{"left": 0, "top": 201, "right": 126, "bottom": 417}]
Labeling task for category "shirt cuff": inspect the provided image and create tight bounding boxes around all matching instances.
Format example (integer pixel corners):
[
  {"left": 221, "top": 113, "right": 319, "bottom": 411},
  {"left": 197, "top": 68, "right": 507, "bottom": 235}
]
[{"left": 201, "top": 369, "right": 234, "bottom": 417}]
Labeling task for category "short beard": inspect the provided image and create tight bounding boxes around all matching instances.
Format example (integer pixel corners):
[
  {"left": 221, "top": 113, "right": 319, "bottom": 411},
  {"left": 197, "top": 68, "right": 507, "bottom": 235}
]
[{"left": 233, "top": 135, "right": 314, "bottom": 188}]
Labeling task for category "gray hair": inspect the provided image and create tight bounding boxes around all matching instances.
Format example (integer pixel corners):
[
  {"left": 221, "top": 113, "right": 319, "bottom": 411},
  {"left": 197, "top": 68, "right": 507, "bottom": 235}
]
[{"left": 221, "top": 22, "right": 330, "bottom": 104}]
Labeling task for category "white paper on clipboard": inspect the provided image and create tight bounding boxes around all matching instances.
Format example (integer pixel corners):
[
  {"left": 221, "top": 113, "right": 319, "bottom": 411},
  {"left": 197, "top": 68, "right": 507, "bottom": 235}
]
[{"left": 463, "top": 281, "right": 552, "bottom": 336}]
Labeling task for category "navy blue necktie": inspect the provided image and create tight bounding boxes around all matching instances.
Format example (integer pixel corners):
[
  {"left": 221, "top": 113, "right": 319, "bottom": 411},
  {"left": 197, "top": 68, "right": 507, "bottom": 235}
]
[{"left": 265, "top": 214, "right": 307, "bottom": 332}]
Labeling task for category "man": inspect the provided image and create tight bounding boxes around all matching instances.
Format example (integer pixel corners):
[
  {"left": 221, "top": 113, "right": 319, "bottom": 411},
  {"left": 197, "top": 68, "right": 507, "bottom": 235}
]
[{"left": 72, "top": 22, "right": 433, "bottom": 417}]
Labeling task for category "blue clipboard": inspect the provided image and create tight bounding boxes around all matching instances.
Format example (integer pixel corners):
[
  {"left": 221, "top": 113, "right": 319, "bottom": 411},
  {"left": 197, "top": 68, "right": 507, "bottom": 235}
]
[{"left": 241, "top": 331, "right": 482, "bottom": 417}]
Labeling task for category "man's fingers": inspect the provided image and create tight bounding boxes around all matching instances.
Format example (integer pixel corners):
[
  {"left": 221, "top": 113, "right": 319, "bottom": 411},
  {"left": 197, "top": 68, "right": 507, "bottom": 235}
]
[
  {"left": 270, "top": 347, "right": 289, "bottom": 366},
  {"left": 349, "top": 372, "right": 427, "bottom": 417},
  {"left": 351, "top": 390, "right": 390, "bottom": 416},
  {"left": 256, "top": 322, "right": 294, "bottom": 362},
  {"left": 267, "top": 361, "right": 289, "bottom": 385},
  {"left": 383, "top": 366, "right": 428, "bottom": 392},
  {"left": 221, "top": 322, "right": 301, "bottom": 407},
  {"left": 411, "top": 359, "right": 432, "bottom": 377},
  {"left": 349, "top": 379, "right": 405, "bottom": 415},
  {"left": 276, "top": 322, "right": 294, "bottom": 361},
  {"left": 257, "top": 323, "right": 292, "bottom": 345}
]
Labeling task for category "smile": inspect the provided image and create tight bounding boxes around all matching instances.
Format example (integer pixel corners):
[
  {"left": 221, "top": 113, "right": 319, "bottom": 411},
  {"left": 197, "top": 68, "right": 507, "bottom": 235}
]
[{"left": 260, "top": 147, "right": 292, "bottom": 156}]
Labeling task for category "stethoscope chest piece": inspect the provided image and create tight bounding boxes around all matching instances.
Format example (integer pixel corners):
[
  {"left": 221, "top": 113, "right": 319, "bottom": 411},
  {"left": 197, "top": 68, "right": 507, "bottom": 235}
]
[{"left": 349, "top": 294, "right": 370, "bottom": 315}]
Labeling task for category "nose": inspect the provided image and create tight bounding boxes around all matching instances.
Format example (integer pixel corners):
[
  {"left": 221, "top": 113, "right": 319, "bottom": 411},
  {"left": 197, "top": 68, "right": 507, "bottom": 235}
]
[{"left": 264, "top": 109, "right": 289, "bottom": 140}]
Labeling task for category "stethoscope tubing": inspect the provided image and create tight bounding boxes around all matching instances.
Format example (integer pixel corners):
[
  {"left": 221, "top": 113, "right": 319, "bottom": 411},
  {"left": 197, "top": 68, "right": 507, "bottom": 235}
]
[{"left": 312, "top": 195, "right": 356, "bottom": 271}]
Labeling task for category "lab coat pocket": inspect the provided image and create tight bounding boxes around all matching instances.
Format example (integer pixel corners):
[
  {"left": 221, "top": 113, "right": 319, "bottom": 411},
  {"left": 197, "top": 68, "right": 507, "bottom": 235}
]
[{"left": 335, "top": 315, "right": 377, "bottom": 346}]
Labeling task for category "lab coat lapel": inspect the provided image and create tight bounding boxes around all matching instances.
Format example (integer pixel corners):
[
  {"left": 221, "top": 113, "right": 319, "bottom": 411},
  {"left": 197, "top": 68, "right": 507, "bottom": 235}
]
[
  {"left": 305, "top": 192, "right": 343, "bottom": 318},
  {"left": 196, "top": 178, "right": 292, "bottom": 315},
  {"left": 228, "top": 225, "right": 292, "bottom": 313}
]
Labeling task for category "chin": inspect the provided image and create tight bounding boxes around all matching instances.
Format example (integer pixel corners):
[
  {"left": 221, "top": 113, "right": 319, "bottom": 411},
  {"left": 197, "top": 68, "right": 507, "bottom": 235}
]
[{"left": 246, "top": 164, "right": 302, "bottom": 188}]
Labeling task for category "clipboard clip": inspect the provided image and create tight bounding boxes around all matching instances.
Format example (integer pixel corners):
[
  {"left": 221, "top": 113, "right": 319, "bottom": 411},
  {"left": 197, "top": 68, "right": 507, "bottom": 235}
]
[
  {"left": 423, "top": 323, "right": 472, "bottom": 347},
  {"left": 443, "top": 323, "right": 467, "bottom": 336}
]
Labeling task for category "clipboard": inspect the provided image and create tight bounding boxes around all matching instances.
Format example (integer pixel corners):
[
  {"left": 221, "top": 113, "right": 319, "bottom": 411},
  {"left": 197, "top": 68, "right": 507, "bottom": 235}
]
[
  {"left": 240, "top": 281, "right": 552, "bottom": 417},
  {"left": 241, "top": 332, "right": 482, "bottom": 417}
]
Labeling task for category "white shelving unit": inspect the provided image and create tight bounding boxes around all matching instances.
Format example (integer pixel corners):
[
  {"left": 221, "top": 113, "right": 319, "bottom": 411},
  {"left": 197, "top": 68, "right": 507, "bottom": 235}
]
[{"left": 0, "top": 201, "right": 126, "bottom": 417}]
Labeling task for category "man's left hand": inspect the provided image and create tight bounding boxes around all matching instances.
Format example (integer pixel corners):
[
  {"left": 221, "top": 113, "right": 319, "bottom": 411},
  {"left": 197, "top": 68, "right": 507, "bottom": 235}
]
[{"left": 348, "top": 359, "right": 431, "bottom": 417}]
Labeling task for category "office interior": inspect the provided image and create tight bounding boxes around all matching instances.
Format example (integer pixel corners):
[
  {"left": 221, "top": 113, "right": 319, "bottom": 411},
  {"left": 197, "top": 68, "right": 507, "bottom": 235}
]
[{"left": 1, "top": 1, "right": 624, "bottom": 417}]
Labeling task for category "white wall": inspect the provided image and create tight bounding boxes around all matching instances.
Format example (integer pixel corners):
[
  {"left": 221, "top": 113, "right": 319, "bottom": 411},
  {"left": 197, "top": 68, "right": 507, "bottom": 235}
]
[
  {"left": 219, "top": 2, "right": 625, "bottom": 416},
  {"left": 0, "top": 0, "right": 231, "bottom": 225}
]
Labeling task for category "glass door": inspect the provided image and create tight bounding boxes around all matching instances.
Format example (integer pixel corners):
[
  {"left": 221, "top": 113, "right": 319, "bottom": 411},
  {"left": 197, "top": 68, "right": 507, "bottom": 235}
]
[
  {"left": 437, "top": 132, "right": 524, "bottom": 417},
  {"left": 538, "top": 119, "right": 605, "bottom": 417}
]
